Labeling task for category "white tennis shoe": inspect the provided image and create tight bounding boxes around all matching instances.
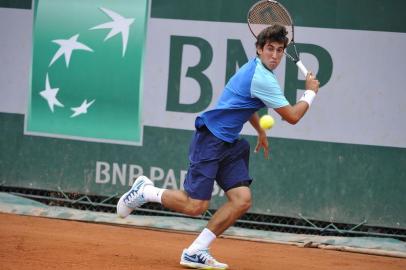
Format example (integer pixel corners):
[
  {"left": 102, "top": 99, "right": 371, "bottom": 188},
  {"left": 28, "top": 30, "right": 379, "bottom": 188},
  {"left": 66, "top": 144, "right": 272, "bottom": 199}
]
[
  {"left": 116, "top": 176, "right": 153, "bottom": 218},
  {"left": 180, "top": 248, "right": 228, "bottom": 269}
]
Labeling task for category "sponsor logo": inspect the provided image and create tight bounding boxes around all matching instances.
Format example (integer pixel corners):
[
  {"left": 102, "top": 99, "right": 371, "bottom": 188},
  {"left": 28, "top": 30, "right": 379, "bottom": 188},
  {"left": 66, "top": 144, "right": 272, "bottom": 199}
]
[{"left": 26, "top": 0, "right": 148, "bottom": 145}]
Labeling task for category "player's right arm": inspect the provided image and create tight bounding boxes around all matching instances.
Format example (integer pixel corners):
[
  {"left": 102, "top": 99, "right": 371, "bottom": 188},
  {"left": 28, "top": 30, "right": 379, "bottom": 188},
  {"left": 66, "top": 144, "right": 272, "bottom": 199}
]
[
  {"left": 249, "top": 112, "right": 269, "bottom": 159},
  {"left": 274, "top": 73, "right": 319, "bottom": 124}
]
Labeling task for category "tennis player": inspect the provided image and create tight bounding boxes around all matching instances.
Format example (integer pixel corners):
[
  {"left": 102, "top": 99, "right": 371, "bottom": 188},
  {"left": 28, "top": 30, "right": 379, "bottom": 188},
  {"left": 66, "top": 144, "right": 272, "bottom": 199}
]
[{"left": 117, "top": 24, "right": 319, "bottom": 269}]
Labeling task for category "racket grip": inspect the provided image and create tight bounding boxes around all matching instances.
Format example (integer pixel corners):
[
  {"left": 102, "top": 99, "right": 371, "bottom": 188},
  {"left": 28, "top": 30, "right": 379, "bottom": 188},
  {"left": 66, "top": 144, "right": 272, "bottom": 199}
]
[{"left": 296, "top": 60, "right": 308, "bottom": 77}]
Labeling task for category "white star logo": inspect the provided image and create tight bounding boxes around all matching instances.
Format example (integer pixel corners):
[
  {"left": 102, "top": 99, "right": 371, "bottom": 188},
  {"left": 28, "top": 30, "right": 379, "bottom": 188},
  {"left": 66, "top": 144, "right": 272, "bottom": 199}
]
[
  {"left": 90, "top": 7, "right": 134, "bottom": 57},
  {"left": 39, "top": 74, "right": 64, "bottom": 112},
  {"left": 70, "top": 99, "right": 95, "bottom": 118},
  {"left": 49, "top": 34, "right": 93, "bottom": 68}
]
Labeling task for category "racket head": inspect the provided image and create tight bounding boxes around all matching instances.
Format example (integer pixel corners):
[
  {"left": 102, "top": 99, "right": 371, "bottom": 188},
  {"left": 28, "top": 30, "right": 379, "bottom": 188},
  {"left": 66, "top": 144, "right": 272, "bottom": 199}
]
[{"left": 247, "top": 0, "right": 294, "bottom": 43}]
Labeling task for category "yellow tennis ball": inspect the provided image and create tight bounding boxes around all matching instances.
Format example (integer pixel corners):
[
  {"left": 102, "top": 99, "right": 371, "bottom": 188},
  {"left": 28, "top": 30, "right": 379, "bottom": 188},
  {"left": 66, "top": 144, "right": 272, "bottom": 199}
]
[{"left": 259, "top": 115, "right": 275, "bottom": 130}]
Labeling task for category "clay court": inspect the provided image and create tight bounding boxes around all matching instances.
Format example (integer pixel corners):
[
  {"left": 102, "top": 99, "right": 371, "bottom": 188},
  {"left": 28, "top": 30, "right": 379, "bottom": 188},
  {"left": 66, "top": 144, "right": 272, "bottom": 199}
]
[{"left": 0, "top": 213, "right": 404, "bottom": 270}]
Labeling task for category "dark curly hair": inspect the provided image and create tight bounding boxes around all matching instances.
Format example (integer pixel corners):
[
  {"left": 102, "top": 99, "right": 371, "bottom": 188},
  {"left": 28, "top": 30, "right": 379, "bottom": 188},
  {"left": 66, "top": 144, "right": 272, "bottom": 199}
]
[{"left": 255, "top": 24, "right": 288, "bottom": 53}]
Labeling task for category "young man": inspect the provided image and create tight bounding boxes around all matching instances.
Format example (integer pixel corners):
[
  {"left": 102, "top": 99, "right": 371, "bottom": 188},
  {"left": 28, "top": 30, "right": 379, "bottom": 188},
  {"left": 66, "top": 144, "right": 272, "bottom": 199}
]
[{"left": 117, "top": 24, "right": 319, "bottom": 270}]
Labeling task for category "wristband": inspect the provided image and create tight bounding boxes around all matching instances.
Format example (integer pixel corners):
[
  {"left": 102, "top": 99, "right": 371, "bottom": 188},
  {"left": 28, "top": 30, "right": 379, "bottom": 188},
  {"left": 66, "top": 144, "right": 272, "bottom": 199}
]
[{"left": 299, "top": 90, "right": 316, "bottom": 107}]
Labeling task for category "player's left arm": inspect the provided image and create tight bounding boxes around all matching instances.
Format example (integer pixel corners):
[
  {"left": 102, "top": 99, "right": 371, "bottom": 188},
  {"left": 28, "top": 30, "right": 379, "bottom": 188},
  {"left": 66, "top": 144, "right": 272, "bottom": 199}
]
[{"left": 249, "top": 112, "right": 269, "bottom": 159}]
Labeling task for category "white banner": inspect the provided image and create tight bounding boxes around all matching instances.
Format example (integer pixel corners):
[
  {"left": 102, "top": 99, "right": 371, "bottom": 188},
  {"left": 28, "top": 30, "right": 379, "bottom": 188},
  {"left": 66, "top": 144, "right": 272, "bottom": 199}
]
[
  {"left": 0, "top": 8, "right": 32, "bottom": 114},
  {"left": 143, "top": 19, "right": 406, "bottom": 148}
]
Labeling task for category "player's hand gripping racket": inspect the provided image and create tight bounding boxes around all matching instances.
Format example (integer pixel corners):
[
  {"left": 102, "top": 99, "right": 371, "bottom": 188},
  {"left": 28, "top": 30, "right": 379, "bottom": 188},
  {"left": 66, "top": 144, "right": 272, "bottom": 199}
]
[{"left": 247, "top": 0, "right": 308, "bottom": 76}]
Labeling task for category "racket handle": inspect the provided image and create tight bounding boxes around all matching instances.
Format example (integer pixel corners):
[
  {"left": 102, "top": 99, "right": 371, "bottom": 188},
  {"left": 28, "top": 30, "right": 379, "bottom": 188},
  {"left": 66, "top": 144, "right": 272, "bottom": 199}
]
[{"left": 296, "top": 60, "right": 309, "bottom": 77}]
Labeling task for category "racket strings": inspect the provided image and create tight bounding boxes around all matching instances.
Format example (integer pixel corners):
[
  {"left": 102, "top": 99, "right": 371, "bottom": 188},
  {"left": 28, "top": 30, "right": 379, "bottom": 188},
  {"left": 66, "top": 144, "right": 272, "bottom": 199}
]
[
  {"left": 249, "top": 2, "right": 292, "bottom": 26},
  {"left": 248, "top": 1, "right": 294, "bottom": 42}
]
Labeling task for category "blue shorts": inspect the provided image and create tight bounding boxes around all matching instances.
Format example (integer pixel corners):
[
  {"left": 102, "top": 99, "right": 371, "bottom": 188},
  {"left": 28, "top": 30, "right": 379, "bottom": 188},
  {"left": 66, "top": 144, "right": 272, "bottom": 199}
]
[{"left": 183, "top": 125, "right": 252, "bottom": 200}]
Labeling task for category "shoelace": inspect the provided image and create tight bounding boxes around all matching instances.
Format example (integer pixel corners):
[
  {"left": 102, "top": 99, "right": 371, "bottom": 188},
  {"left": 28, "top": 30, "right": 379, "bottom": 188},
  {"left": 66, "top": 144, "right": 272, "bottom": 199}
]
[
  {"left": 124, "top": 190, "right": 137, "bottom": 204},
  {"left": 199, "top": 249, "right": 217, "bottom": 263}
]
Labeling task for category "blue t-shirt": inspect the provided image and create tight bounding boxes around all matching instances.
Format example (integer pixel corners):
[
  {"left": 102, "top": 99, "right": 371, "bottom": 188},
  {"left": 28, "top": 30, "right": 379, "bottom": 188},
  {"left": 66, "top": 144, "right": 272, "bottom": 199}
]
[{"left": 198, "top": 57, "right": 289, "bottom": 143}]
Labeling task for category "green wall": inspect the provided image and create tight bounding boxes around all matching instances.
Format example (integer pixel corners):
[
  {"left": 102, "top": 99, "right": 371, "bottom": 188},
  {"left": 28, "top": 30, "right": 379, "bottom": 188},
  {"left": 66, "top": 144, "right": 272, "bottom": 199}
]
[{"left": 1, "top": 113, "right": 405, "bottom": 228}]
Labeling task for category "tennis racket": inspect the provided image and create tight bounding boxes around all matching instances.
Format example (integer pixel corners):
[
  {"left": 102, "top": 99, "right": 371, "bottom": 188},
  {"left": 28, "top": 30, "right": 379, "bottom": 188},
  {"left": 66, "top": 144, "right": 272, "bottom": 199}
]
[{"left": 247, "top": 0, "right": 308, "bottom": 76}]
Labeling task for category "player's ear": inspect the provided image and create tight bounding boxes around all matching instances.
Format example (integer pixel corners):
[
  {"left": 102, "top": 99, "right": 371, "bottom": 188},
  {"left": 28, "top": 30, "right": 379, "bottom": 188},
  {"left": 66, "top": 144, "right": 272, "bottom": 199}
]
[{"left": 256, "top": 46, "right": 262, "bottom": 56}]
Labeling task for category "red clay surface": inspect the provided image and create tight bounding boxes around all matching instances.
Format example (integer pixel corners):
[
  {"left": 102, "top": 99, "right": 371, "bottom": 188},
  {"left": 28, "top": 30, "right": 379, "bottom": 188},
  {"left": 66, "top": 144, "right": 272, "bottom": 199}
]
[{"left": 0, "top": 213, "right": 405, "bottom": 270}]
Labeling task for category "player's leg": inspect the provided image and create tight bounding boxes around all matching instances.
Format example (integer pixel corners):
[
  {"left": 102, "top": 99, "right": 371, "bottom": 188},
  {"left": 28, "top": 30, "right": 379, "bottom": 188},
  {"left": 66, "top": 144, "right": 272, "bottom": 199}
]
[
  {"left": 116, "top": 177, "right": 210, "bottom": 218},
  {"left": 116, "top": 155, "right": 214, "bottom": 217},
  {"left": 181, "top": 139, "right": 252, "bottom": 270},
  {"left": 180, "top": 186, "right": 250, "bottom": 270},
  {"left": 116, "top": 161, "right": 226, "bottom": 269},
  {"left": 161, "top": 189, "right": 209, "bottom": 216},
  {"left": 206, "top": 185, "right": 251, "bottom": 235},
  {"left": 179, "top": 127, "right": 234, "bottom": 269},
  {"left": 207, "top": 138, "right": 252, "bottom": 235},
  {"left": 179, "top": 189, "right": 250, "bottom": 270},
  {"left": 122, "top": 176, "right": 251, "bottom": 236},
  {"left": 117, "top": 125, "right": 215, "bottom": 218}
]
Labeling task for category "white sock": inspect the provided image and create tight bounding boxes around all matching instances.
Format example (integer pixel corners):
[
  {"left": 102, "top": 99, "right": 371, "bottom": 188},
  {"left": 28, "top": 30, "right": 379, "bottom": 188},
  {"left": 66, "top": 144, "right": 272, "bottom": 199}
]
[
  {"left": 142, "top": 185, "right": 165, "bottom": 204},
  {"left": 187, "top": 228, "right": 216, "bottom": 253}
]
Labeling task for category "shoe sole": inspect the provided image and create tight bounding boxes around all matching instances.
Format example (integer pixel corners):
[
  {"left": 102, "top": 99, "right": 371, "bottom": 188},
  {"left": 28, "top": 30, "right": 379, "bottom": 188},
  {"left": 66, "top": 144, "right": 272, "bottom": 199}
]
[
  {"left": 116, "top": 191, "right": 133, "bottom": 218},
  {"left": 180, "top": 261, "right": 227, "bottom": 270}
]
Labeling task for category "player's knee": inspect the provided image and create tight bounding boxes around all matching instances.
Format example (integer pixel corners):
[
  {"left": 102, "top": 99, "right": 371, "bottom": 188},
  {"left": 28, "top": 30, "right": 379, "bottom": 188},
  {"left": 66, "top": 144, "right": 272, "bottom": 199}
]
[
  {"left": 227, "top": 186, "right": 252, "bottom": 212},
  {"left": 234, "top": 196, "right": 252, "bottom": 212}
]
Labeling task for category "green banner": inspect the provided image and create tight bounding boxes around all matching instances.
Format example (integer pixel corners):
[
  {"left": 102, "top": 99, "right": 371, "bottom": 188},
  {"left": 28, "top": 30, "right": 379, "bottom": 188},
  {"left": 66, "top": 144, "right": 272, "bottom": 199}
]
[{"left": 26, "top": 0, "right": 148, "bottom": 145}]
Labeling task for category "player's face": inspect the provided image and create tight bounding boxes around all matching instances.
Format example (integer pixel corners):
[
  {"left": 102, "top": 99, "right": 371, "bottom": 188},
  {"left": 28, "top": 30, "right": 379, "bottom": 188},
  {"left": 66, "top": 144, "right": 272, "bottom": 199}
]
[{"left": 257, "top": 41, "right": 285, "bottom": 70}]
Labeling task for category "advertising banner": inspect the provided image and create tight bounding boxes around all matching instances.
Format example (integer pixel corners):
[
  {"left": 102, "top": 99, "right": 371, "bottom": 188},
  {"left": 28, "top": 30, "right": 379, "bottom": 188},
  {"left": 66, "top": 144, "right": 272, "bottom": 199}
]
[{"left": 25, "top": 0, "right": 149, "bottom": 145}]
